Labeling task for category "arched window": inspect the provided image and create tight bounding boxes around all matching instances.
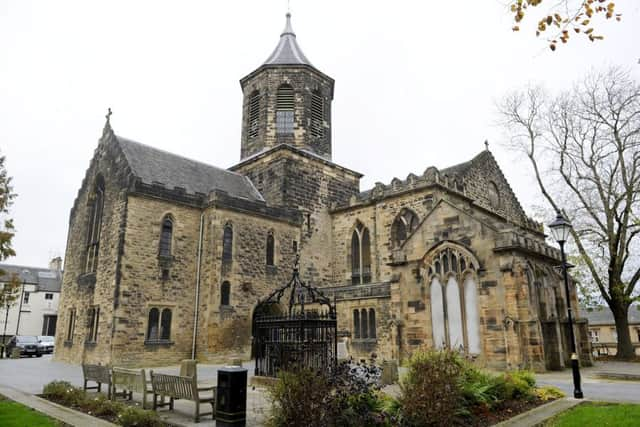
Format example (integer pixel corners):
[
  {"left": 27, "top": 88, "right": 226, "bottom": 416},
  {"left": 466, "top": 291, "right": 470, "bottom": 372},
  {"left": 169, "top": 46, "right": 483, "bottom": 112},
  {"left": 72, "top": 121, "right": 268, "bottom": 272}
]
[
  {"left": 487, "top": 181, "right": 501, "bottom": 209},
  {"left": 160, "top": 308, "right": 172, "bottom": 340},
  {"left": 310, "top": 90, "right": 324, "bottom": 138},
  {"left": 360, "top": 308, "right": 368, "bottom": 339},
  {"left": 85, "top": 176, "right": 105, "bottom": 273},
  {"left": 353, "top": 310, "right": 360, "bottom": 339},
  {"left": 266, "top": 232, "right": 275, "bottom": 266},
  {"left": 159, "top": 216, "right": 173, "bottom": 258},
  {"left": 222, "top": 223, "right": 233, "bottom": 261},
  {"left": 221, "top": 281, "right": 231, "bottom": 306},
  {"left": 368, "top": 309, "right": 377, "bottom": 339},
  {"left": 248, "top": 90, "right": 260, "bottom": 138},
  {"left": 276, "top": 84, "right": 295, "bottom": 135},
  {"left": 147, "top": 308, "right": 159, "bottom": 341},
  {"left": 425, "top": 243, "right": 482, "bottom": 354},
  {"left": 391, "top": 209, "right": 419, "bottom": 247},
  {"left": 351, "top": 222, "right": 372, "bottom": 284}
]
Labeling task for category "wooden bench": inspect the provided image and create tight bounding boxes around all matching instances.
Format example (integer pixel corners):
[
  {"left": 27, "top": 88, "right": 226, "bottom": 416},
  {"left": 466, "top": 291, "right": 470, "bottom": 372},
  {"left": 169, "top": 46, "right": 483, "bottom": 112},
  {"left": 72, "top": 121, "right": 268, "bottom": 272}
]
[
  {"left": 111, "top": 367, "right": 153, "bottom": 409},
  {"left": 82, "top": 364, "right": 112, "bottom": 399},
  {"left": 150, "top": 371, "right": 215, "bottom": 423}
]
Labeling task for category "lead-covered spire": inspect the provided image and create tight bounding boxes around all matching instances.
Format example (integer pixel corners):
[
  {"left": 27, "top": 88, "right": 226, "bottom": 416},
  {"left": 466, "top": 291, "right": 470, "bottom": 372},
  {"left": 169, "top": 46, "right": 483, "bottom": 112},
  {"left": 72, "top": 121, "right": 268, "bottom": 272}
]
[{"left": 263, "top": 13, "right": 312, "bottom": 66}]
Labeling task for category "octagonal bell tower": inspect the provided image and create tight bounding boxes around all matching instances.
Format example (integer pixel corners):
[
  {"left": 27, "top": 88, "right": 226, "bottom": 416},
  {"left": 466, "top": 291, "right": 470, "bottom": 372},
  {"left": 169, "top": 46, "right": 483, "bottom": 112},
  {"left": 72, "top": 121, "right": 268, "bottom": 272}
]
[{"left": 239, "top": 13, "right": 335, "bottom": 161}]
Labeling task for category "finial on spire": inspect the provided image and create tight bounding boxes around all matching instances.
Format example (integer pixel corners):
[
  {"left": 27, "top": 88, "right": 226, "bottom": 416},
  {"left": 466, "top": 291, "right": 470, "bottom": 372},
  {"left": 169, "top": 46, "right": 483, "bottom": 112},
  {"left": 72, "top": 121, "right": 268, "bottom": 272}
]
[
  {"left": 484, "top": 140, "right": 489, "bottom": 151},
  {"left": 102, "top": 107, "right": 114, "bottom": 136},
  {"left": 282, "top": 11, "right": 294, "bottom": 36},
  {"left": 105, "top": 107, "right": 112, "bottom": 123}
]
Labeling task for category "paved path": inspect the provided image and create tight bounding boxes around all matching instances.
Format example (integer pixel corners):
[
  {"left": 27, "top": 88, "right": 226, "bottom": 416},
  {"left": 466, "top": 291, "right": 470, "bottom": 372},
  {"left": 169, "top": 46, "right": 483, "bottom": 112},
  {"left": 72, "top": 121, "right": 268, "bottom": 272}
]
[{"left": 0, "top": 355, "right": 269, "bottom": 426}]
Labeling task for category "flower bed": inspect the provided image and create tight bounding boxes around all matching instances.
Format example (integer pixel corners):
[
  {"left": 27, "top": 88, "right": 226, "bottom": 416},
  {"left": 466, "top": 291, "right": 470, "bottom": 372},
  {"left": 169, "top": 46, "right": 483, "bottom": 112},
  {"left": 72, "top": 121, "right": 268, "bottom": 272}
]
[{"left": 41, "top": 381, "right": 169, "bottom": 427}]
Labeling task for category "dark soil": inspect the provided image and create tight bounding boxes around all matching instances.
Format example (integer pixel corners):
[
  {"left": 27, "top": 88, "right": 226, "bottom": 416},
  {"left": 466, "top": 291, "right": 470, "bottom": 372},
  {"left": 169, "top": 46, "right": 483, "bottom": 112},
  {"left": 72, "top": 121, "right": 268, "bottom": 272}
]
[
  {"left": 465, "top": 397, "right": 553, "bottom": 427},
  {"left": 594, "top": 355, "right": 640, "bottom": 363}
]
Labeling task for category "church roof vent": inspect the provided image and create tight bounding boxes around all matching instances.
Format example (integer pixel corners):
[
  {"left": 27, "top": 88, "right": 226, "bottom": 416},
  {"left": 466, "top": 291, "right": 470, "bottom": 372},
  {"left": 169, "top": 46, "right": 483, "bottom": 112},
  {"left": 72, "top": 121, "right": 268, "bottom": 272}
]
[{"left": 263, "top": 13, "right": 312, "bottom": 66}]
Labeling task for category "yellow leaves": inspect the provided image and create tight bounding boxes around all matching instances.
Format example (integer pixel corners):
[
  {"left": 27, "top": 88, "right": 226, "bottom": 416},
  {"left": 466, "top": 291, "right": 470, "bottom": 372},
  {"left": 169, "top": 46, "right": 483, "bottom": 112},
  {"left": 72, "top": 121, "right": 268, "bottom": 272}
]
[{"left": 507, "top": 0, "right": 621, "bottom": 51}]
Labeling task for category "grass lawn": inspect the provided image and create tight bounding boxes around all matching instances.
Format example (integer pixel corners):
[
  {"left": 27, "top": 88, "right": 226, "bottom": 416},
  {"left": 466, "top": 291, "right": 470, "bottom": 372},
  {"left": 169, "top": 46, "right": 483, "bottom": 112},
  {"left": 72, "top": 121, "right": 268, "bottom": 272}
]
[
  {"left": 546, "top": 401, "right": 640, "bottom": 427},
  {"left": 0, "top": 395, "right": 62, "bottom": 427}
]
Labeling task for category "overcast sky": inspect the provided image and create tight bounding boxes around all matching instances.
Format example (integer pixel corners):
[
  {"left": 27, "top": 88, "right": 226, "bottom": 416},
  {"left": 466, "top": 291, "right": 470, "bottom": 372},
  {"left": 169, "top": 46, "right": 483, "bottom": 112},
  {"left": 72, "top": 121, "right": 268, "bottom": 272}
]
[{"left": 1, "top": 1, "right": 639, "bottom": 267}]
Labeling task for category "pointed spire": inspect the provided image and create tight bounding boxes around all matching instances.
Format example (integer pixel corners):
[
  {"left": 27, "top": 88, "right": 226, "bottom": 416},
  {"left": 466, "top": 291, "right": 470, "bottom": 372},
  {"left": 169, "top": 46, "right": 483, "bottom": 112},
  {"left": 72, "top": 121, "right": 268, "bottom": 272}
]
[{"left": 263, "top": 13, "right": 312, "bottom": 66}]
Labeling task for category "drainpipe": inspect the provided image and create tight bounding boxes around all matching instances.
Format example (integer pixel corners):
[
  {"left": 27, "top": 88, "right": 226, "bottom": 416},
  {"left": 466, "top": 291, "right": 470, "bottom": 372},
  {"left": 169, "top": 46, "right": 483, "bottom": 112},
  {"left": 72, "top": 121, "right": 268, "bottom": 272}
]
[{"left": 191, "top": 212, "right": 205, "bottom": 359}]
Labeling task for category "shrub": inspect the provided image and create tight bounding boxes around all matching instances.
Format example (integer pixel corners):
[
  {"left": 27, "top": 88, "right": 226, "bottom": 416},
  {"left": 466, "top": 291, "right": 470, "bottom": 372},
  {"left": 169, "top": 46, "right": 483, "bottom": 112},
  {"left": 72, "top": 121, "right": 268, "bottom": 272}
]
[
  {"left": 399, "top": 349, "right": 464, "bottom": 426},
  {"left": 42, "top": 381, "right": 86, "bottom": 407},
  {"left": 499, "top": 370, "right": 536, "bottom": 401},
  {"left": 117, "top": 405, "right": 162, "bottom": 427},
  {"left": 84, "top": 394, "right": 122, "bottom": 418},
  {"left": 459, "top": 364, "right": 502, "bottom": 410},
  {"left": 535, "top": 385, "right": 565, "bottom": 401}
]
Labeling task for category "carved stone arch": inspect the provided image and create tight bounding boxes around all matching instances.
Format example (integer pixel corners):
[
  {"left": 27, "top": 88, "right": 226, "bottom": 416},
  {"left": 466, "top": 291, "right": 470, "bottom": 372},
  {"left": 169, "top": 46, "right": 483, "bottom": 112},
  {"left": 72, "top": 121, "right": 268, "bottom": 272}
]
[
  {"left": 349, "top": 220, "right": 372, "bottom": 284},
  {"left": 391, "top": 208, "right": 419, "bottom": 248},
  {"left": 422, "top": 241, "right": 480, "bottom": 275}
]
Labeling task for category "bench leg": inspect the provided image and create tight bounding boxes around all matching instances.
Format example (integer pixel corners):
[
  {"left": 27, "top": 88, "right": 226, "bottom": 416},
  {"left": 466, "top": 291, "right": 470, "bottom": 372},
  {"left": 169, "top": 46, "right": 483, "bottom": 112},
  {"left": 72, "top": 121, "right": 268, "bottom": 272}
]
[
  {"left": 194, "top": 401, "right": 200, "bottom": 423},
  {"left": 169, "top": 397, "right": 174, "bottom": 411},
  {"left": 153, "top": 393, "right": 158, "bottom": 410},
  {"left": 97, "top": 382, "right": 102, "bottom": 393}
]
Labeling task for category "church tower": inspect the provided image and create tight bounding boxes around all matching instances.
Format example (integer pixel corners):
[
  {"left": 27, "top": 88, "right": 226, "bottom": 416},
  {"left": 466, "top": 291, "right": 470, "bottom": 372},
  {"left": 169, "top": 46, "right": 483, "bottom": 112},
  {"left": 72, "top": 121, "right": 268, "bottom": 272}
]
[{"left": 239, "top": 13, "right": 334, "bottom": 160}]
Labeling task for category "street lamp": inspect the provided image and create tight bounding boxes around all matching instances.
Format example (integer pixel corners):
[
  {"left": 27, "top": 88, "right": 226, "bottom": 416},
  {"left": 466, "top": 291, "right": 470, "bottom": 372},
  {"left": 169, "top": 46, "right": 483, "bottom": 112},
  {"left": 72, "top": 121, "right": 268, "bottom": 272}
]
[{"left": 548, "top": 211, "right": 584, "bottom": 399}]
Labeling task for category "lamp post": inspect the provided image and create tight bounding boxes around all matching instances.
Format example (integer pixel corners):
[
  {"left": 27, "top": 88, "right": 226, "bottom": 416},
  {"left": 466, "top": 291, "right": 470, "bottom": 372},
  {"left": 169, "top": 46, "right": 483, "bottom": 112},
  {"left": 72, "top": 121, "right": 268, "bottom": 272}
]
[{"left": 548, "top": 211, "right": 583, "bottom": 399}]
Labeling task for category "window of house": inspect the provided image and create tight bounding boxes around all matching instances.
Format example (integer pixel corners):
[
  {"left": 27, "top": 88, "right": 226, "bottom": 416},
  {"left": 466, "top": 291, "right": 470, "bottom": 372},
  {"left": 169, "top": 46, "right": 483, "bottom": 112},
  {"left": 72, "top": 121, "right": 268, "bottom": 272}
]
[
  {"left": 23, "top": 292, "right": 30, "bottom": 304},
  {"left": 147, "top": 307, "right": 172, "bottom": 342},
  {"left": 390, "top": 208, "right": 419, "bottom": 247},
  {"left": 292, "top": 240, "right": 298, "bottom": 254},
  {"left": 159, "top": 216, "right": 173, "bottom": 258},
  {"left": 351, "top": 222, "right": 371, "bottom": 284},
  {"left": 636, "top": 328, "right": 640, "bottom": 342},
  {"left": 85, "top": 176, "right": 105, "bottom": 273},
  {"left": 276, "top": 84, "right": 294, "bottom": 135},
  {"left": 45, "top": 293, "right": 53, "bottom": 300},
  {"left": 222, "top": 223, "right": 233, "bottom": 261},
  {"left": 248, "top": 90, "right": 260, "bottom": 138},
  {"left": 353, "top": 309, "right": 360, "bottom": 339},
  {"left": 87, "top": 306, "right": 100, "bottom": 342},
  {"left": 266, "top": 232, "right": 275, "bottom": 266},
  {"left": 310, "top": 90, "right": 324, "bottom": 138},
  {"left": 589, "top": 329, "right": 600, "bottom": 343},
  {"left": 611, "top": 328, "right": 618, "bottom": 341},
  {"left": 66, "top": 308, "right": 76, "bottom": 342},
  {"left": 221, "top": 281, "right": 231, "bottom": 306}
]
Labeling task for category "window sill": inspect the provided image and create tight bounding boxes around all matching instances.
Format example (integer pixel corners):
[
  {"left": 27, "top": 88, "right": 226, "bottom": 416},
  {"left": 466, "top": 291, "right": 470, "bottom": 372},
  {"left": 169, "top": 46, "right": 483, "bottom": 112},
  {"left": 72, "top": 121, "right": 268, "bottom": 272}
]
[
  {"left": 84, "top": 341, "right": 98, "bottom": 348},
  {"left": 352, "top": 338, "right": 378, "bottom": 343},
  {"left": 144, "top": 340, "right": 174, "bottom": 347},
  {"left": 63, "top": 341, "right": 73, "bottom": 348},
  {"left": 266, "top": 265, "right": 277, "bottom": 275}
]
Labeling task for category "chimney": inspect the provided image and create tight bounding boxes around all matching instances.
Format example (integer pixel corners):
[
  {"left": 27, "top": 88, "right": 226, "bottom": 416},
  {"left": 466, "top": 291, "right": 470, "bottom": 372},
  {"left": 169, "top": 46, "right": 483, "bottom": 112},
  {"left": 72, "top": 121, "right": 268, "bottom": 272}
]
[{"left": 49, "top": 257, "right": 62, "bottom": 272}]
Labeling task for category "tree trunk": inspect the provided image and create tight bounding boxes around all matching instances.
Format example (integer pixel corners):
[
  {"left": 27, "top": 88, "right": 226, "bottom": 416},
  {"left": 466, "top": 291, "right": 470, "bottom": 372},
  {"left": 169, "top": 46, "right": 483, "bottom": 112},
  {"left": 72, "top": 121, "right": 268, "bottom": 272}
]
[{"left": 609, "top": 300, "right": 635, "bottom": 359}]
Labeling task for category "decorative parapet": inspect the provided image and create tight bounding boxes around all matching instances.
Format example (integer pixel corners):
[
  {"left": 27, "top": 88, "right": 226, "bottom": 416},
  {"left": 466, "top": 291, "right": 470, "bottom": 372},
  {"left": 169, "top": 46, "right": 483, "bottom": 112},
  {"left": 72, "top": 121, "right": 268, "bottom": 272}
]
[
  {"left": 322, "top": 281, "right": 391, "bottom": 301},
  {"left": 494, "top": 231, "right": 561, "bottom": 261}
]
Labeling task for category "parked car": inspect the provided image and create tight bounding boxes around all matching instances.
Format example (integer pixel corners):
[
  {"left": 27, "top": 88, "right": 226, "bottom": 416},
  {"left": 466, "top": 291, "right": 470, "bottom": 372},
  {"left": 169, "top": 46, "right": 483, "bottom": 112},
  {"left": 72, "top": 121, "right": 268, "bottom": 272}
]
[
  {"left": 37, "top": 336, "right": 55, "bottom": 354},
  {"left": 5, "top": 335, "right": 43, "bottom": 357}
]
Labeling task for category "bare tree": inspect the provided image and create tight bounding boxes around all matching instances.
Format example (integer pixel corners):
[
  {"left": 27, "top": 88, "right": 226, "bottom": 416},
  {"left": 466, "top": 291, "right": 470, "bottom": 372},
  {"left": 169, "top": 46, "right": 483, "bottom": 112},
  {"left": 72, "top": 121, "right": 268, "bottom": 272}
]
[{"left": 498, "top": 67, "right": 640, "bottom": 359}]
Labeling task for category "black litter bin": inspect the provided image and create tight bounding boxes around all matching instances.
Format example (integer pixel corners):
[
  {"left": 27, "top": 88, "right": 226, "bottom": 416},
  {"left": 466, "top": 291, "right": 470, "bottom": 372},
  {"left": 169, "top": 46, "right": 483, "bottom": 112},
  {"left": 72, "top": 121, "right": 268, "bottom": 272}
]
[{"left": 216, "top": 367, "right": 247, "bottom": 426}]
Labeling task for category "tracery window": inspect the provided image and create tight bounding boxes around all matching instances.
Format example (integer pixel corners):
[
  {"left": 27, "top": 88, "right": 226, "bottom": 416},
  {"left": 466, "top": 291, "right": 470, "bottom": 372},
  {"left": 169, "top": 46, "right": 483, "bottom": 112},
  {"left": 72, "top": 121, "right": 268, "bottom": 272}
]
[
  {"left": 276, "top": 84, "right": 295, "bottom": 135},
  {"left": 159, "top": 216, "right": 173, "bottom": 258},
  {"left": 248, "top": 90, "right": 260, "bottom": 138},
  {"left": 85, "top": 176, "right": 105, "bottom": 273},
  {"left": 351, "top": 222, "right": 371, "bottom": 285},
  {"left": 222, "top": 223, "right": 233, "bottom": 261},
  {"left": 391, "top": 208, "right": 419, "bottom": 247},
  {"left": 310, "top": 90, "right": 324, "bottom": 138},
  {"left": 487, "top": 181, "right": 501, "bottom": 209},
  {"left": 425, "top": 244, "right": 481, "bottom": 354},
  {"left": 266, "top": 232, "right": 275, "bottom": 266},
  {"left": 221, "top": 281, "right": 231, "bottom": 306},
  {"left": 146, "top": 307, "right": 172, "bottom": 342}
]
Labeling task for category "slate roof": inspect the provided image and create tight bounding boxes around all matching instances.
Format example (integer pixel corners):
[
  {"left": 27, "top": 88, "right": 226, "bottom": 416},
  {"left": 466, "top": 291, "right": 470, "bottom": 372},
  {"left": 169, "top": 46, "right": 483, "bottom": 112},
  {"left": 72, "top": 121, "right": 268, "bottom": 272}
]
[
  {"left": 116, "top": 137, "right": 264, "bottom": 202},
  {"left": 263, "top": 13, "right": 312, "bottom": 66},
  {"left": 581, "top": 305, "right": 640, "bottom": 326},
  {"left": 0, "top": 264, "right": 62, "bottom": 292}
]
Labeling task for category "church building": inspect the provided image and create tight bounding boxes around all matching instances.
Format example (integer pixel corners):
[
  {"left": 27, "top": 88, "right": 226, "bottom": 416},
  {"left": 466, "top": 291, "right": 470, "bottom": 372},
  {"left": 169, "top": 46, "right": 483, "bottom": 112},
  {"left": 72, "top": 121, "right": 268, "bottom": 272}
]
[{"left": 54, "top": 14, "right": 591, "bottom": 371}]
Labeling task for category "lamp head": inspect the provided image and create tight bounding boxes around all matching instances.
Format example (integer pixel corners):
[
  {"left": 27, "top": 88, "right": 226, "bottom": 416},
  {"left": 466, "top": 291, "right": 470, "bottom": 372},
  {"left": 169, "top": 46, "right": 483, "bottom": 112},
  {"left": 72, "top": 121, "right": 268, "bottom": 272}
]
[{"left": 549, "top": 212, "right": 572, "bottom": 244}]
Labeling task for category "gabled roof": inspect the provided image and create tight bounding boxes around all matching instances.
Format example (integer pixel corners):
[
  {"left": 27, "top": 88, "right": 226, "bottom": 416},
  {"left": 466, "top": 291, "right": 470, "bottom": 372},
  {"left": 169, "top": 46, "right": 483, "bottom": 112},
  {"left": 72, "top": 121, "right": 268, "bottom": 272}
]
[
  {"left": 581, "top": 305, "right": 640, "bottom": 325},
  {"left": 0, "top": 264, "right": 62, "bottom": 292},
  {"left": 115, "top": 136, "right": 264, "bottom": 202},
  {"left": 263, "top": 13, "right": 312, "bottom": 66}
]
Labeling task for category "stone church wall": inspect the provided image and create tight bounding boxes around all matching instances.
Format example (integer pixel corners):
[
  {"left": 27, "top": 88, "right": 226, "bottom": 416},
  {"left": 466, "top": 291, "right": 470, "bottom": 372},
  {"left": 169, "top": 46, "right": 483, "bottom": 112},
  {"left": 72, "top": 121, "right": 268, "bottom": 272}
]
[{"left": 55, "top": 138, "right": 130, "bottom": 365}]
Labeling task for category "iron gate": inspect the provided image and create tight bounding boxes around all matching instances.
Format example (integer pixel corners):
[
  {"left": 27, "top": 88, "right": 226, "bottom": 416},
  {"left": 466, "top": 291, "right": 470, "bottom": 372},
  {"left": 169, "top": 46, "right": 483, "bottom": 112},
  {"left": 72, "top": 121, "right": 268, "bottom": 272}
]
[{"left": 253, "top": 256, "right": 337, "bottom": 377}]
